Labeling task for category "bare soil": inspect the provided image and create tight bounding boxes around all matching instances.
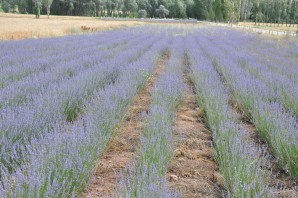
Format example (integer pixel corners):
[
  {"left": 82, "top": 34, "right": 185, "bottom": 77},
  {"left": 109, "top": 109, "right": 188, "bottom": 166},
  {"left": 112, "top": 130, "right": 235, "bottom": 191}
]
[
  {"left": 167, "top": 62, "right": 224, "bottom": 197},
  {"left": 82, "top": 53, "right": 169, "bottom": 197},
  {"left": 232, "top": 101, "right": 298, "bottom": 197}
]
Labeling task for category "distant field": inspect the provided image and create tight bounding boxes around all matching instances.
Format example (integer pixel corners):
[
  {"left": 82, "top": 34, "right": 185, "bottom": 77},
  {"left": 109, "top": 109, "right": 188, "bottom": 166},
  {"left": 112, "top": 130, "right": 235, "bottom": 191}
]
[
  {"left": 0, "top": 13, "right": 143, "bottom": 40},
  {"left": 238, "top": 21, "right": 298, "bottom": 32},
  {"left": 2, "top": 13, "right": 295, "bottom": 41}
]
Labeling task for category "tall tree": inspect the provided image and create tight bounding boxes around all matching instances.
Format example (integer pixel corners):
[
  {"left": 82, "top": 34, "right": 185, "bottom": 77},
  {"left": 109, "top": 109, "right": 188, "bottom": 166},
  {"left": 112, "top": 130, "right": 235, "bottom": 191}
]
[
  {"left": 155, "top": 4, "right": 168, "bottom": 18},
  {"left": 82, "top": 0, "right": 95, "bottom": 16},
  {"left": 123, "top": 0, "right": 137, "bottom": 16},
  {"left": 32, "top": 0, "right": 42, "bottom": 18},
  {"left": 170, "top": 0, "right": 186, "bottom": 18},
  {"left": 3, "top": 0, "right": 297, "bottom": 24},
  {"left": 193, "top": 0, "right": 208, "bottom": 20},
  {"left": 185, "top": 0, "right": 195, "bottom": 18},
  {"left": 43, "top": 0, "right": 53, "bottom": 18},
  {"left": 148, "top": 0, "right": 158, "bottom": 16},
  {"left": 213, "top": 0, "right": 223, "bottom": 21}
]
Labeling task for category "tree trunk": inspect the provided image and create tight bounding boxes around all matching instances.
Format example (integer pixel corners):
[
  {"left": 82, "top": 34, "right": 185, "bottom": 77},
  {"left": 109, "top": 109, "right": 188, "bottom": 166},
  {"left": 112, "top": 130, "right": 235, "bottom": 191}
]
[
  {"left": 244, "top": 10, "right": 247, "bottom": 23},
  {"left": 47, "top": 7, "right": 50, "bottom": 19},
  {"left": 244, "top": 0, "right": 250, "bottom": 23},
  {"left": 37, "top": 6, "right": 40, "bottom": 19}
]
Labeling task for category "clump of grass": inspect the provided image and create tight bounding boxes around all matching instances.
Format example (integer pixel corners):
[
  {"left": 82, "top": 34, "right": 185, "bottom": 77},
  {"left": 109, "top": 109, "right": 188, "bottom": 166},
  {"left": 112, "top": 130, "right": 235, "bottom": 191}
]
[
  {"left": 64, "top": 98, "right": 83, "bottom": 122},
  {"left": 68, "top": 26, "right": 82, "bottom": 34},
  {"left": 63, "top": 68, "right": 74, "bottom": 78}
]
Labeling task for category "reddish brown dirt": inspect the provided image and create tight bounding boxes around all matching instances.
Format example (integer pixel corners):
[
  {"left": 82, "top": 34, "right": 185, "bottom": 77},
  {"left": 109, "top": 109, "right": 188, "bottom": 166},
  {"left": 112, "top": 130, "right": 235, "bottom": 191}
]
[
  {"left": 232, "top": 102, "right": 298, "bottom": 197},
  {"left": 82, "top": 53, "right": 169, "bottom": 198},
  {"left": 167, "top": 67, "right": 224, "bottom": 198}
]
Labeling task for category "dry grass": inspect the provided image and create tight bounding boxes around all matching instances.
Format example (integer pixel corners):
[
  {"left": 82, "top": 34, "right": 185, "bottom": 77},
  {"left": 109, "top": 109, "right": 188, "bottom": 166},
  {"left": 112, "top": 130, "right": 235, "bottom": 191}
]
[
  {"left": 167, "top": 67, "right": 223, "bottom": 198},
  {"left": 238, "top": 22, "right": 298, "bottom": 32},
  {"left": 0, "top": 13, "right": 144, "bottom": 40}
]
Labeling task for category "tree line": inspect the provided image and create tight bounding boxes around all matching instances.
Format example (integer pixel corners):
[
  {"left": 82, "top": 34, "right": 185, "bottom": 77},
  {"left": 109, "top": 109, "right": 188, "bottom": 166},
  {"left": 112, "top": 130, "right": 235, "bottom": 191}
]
[{"left": 0, "top": 0, "right": 297, "bottom": 25}]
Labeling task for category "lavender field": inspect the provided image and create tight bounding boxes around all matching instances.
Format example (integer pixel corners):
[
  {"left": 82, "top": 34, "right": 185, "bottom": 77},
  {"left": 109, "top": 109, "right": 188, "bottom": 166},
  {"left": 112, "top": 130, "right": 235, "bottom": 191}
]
[{"left": 0, "top": 25, "right": 297, "bottom": 198}]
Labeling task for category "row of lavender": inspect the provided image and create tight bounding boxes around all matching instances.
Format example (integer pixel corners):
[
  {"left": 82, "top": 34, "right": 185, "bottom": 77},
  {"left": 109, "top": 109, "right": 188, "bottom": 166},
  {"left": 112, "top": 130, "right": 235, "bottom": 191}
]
[
  {"left": 195, "top": 27, "right": 298, "bottom": 179},
  {"left": 0, "top": 27, "right": 173, "bottom": 197},
  {"left": 0, "top": 30, "right": 136, "bottom": 88},
  {"left": 110, "top": 27, "right": 298, "bottom": 197},
  {"left": 0, "top": 28, "right": 162, "bottom": 173},
  {"left": 200, "top": 27, "right": 298, "bottom": 81},
  {"left": 0, "top": 25, "right": 296, "bottom": 197},
  {"left": 199, "top": 27, "right": 298, "bottom": 118},
  {"left": 113, "top": 36, "right": 185, "bottom": 198},
  {"left": 0, "top": 32, "right": 139, "bottom": 109},
  {"left": 185, "top": 35, "right": 273, "bottom": 197},
  {"left": 0, "top": 27, "right": 166, "bottom": 109}
]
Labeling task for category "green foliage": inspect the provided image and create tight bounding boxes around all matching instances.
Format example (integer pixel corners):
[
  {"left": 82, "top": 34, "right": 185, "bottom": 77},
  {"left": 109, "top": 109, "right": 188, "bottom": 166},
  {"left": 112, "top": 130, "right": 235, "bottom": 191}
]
[
  {"left": 64, "top": 68, "right": 75, "bottom": 78},
  {"left": 82, "top": 0, "right": 96, "bottom": 16},
  {"left": 2, "top": 1, "right": 11, "bottom": 12},
  {"left": 170, "top": 0, "right": 187, "bottom": 18},
  {"left": 193, "top": 0, "right": 208, "bottom": 20},
  {"left": 64, "top": 98, "right": 83, "bottom": 122},
  {"left": 185, "top": 0, "right": 195, "bottom": 17},
  {"left": 122, "top": 0, "right": 138, "bottom": 17},
  {"left": 155, "top": 4, "right": 169, "bottom": 18},
  {"left": 2, "top": 0, "right": 298, "bottom": 24},
  {"left": 138, "top": 9, "right": 147, "bottom": 18},
  {"left": 34, "top": 1, "right": 42, "bottom": 18},
  {"left": 213, "top": 0, "right": 223, "bottom": 21},
  {"left": 208, "top": 4, "right": 215, "bottom": 20}
]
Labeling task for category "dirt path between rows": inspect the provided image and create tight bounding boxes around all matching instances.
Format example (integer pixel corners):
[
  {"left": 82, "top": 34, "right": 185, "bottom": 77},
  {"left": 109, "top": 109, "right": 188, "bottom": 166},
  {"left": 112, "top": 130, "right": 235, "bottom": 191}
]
[
  {"left": 82, "top": 52, "right": 169, "bottom": 198},
  {"left": 167, "top": 58, "right": 224, "bottom": 198},
  {"left": 233, "top": 102, "right": 298, "bottom": 197}
]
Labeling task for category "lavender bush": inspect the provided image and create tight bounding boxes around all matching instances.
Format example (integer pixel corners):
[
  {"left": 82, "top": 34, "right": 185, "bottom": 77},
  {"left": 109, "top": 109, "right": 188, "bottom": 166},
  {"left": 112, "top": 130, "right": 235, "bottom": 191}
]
[
  {"left": 196, "top": 27, "right": 298, "bottom": 178},
  {"left": 0, "top": 29, "right": 172, "bottom": 197},
  {"left": 0, "top": 33, "right": 144, "bottom": 109},
  {"left": 114, "top": 37, "right": 185, "bottom": 198},
  {"left": 0, "top": 24, "right": 297, "bottom": 198},
  {"left": 0, "top": 29, "right": 165, "bottom": 173},
  {"left": 186, "top": 34, "right": 273, "bottom": 197}
]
